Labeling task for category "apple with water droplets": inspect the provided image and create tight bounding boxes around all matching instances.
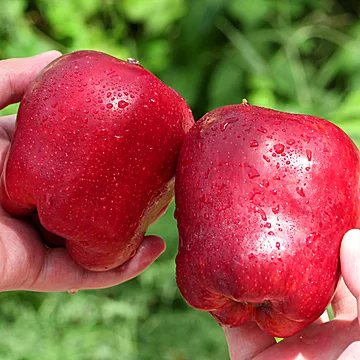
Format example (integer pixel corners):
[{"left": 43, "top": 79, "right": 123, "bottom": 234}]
[
  {"left": 1, "top": 50, "right": 194, "bottom": 271},
  {"left": 175, "top": 101, "right": 360, "bottom": 337}
]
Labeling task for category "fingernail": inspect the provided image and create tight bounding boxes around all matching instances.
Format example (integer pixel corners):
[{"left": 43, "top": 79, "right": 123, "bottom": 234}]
[{"left": 32, "top": 50, "right": 62, "bottom": 58}]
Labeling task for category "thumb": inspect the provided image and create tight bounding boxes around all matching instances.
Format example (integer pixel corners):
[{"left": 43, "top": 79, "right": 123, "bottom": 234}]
[
  {"left": 19, "top": 235, "right": 166, "bottom": 292},
  {"left": 0, "top": 50, "right": 62, "bottom": 109},
  {"left": 224, "top": 323, "right": 275, "bottom": 360},
  {"left": 340, "top": 229, "right": 360, "bottom": 322}
]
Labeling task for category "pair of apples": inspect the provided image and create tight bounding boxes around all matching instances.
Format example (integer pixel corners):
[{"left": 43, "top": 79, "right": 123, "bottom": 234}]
[{"left": 1, "top": 51, "right": 359, "bottom": 338}]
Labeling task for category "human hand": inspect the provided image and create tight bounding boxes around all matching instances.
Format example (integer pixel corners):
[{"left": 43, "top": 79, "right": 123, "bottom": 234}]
[
  {"left": 224, "top": 229, "right": 360, "bottom": 360},
  {"left": 0, "top": 51, "right": 166, "bottom": 292}
]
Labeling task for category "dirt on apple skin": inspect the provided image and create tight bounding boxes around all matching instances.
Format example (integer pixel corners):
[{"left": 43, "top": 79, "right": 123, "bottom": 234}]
[
  {"left": 175, "top": 102, "right": 360, "bottom": 338},
  {"left": 0, "top": 50, "right": 194, "bottom": 271}
]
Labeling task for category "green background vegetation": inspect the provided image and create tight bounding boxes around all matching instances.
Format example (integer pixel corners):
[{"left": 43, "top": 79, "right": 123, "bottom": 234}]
[{"left": 0, "top": 0, "right": 359, "bottom": 359}]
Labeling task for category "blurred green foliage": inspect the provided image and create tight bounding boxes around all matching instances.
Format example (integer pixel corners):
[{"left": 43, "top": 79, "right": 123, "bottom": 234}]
[{"left": 0, "top": 0, "right": 360, "bottom": 359}]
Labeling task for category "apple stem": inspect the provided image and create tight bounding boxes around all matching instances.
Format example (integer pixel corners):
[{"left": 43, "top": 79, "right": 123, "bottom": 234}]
[
  {"left": 127, "top": 58, "right": 140, "bottom": 65},
  {"left": 242, "top": 98, "right": 249, "bottom": 105}
]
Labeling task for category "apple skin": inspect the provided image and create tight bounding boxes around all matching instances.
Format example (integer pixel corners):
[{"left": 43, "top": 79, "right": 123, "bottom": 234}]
[
  {"left": 0, "top": 50, "right": 194, "bottom": 271},
  {"left": 175, "top": 102, "right": 360, "bottom": 338}
]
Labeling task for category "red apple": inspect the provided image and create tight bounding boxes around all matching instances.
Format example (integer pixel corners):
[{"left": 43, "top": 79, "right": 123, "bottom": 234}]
[
  {"left": 175, "top": 101, "right": 360, "bottom": 338},
  {"left": 1, "top": 50, "right": 194, "bottom": 271}
]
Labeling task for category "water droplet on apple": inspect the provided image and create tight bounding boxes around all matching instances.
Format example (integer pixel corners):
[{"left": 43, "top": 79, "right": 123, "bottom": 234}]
[
  {"left": 257, "top": 126, "right": 267, "bottom": 133},
  {"left": 201, "top": 193, "right": 211, "bottom": 205},
  {"left": 45, "top": 193, "right": 53, "bottom": 206},
  {"left": 249, "top": 189, "right": 263, "bottom": 201},
  {"left": 68, "top": 289, "right": 78, "bottom": 295},
  {"left": 233, "top": 255, "right": 241, "bottom": 265},
  {"left": 96, "top": 128, "right": 109, "bottom": 136},
  {"left": 220, "top": 123, "right": 228, "bottom": 132},
  {"left": 114, "top": 135, "right": 124, "bottom": 142},
  {"left": 106, "top": 103, "right": 113, "bottom": 109},
  {"left": 274, "top": 144, "right": 285, "bottom": 154},
  {"left": 250, "top": 140, "right": 259, "bottom": 148},
  {"left": 276, "top": 242, "right": 280, "bottom": 250},
  {"left": 296, "top": 187, "right": 305, "bottom": 197},
  {"left": 263, "top": 155, "right": 270, "bottom": 162},
  {"left": 248, "top": 167, "right": 260, "bottom": 179},
  {"left": 262, "top": 179, "right": 270, "bottom": 187},
  {"left": 256, "top": 207, "right": 267, "bottom": 221},
  {"left": 306, "top": 149, "right": 312, "bottom": 161},
  {"left": 118, "top": 100, "right": 129, "bottom": 109},
  {"left": 197, "top": 142, "right": 205, "bottom": 152},
  {"left": 265, "top": 222, "right": 271, "bottom": 228},
  {"left": 286, "top": 139, "right": 295, "bottom": 145},
  {"left": 202, "top": 168, "right": 210, "bottom": 179},
  {"left": 306, "top": 232, "right": 320, "bottom": 246},
  {"left": 272, "top": 205, "right": 280, "bottom": 214},
  {"left": 197, "top": 130, "right": 206, "bottom": 139},
  {"left": 220, "top": 117, "right": 239, "bottom": 131}
]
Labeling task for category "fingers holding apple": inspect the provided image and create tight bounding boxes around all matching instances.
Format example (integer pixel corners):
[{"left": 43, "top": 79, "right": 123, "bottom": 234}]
[
  {"left": 338, "top": 341, "right": 360, "bottom": 360},
  {"left": 0, "top": 209, "right": 165, "bottom": 292},
  {"left": 0, "top": 51, "right": 63, "bottom": 192},
  {"left": 224, "top": 276, "right": 360, "bottom": 360},
  {"left": 223, "top": 322, "right": 275, "bottom": 360},
  {"left": 331, "top": 277, "right": 357, "bottom": 322},
  {"left": 0, "top": 50, "right": 62, "bottom": 109},
  {"left": 247, "top": 235, "right": 360, "bottom": 360},
  {"left": 341, "top": 229, "right": 360, "bottom": 322},
  {"left": 24, "top": 235, "right": 166, "bottom": 292}
]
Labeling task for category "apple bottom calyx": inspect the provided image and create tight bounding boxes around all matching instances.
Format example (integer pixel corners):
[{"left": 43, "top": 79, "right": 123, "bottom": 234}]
[{"left": 210, "top": 298, "right": 320, "bottom": 338}]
